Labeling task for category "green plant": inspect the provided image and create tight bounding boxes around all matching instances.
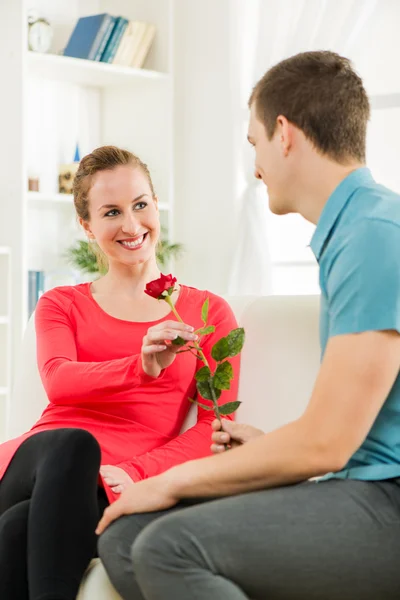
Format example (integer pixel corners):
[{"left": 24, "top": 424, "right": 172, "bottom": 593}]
[
  {"left": 66, "top": 240, "right": 106, "bottom": 275},
  {"left": 65, "top": 228, "right": 183, "bottom": 276},
  {"left": 156, "top": 239, "right": 183, "bottom": 268}
]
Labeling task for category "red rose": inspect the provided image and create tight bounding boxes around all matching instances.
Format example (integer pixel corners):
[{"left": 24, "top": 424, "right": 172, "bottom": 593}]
[{"left": 145, "top": 273, "right": 177, "bottom": 299}]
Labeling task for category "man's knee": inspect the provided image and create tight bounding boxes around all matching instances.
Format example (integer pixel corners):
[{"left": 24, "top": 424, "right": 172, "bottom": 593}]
[
  {"left": 98, "top": 515, "right": 148, "bottom": 592},
  {"left": 132, "top": 516, "right": 179, "bottom": 577}
]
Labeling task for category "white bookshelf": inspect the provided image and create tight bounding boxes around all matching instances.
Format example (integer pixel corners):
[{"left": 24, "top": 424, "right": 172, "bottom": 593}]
[
  {"left": 27, "top": 51, "right": 170, "bottom": 87},
  {"left": 0, "top": 0, "right": 175, "bottom": 400},
  {"left": 27, "top": 51, "right": 170, "bottom": 88},
  {"left": 27, "top": 191, "right": 74, "bottom": 205},
  {"left": 0, "top": 247, "right": 11, "bottom": 441}
]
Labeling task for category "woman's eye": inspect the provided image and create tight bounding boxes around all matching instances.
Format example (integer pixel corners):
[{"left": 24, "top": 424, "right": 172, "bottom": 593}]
[
  {"left": 104, "top": 209, "right": 119, "bottom": 217},
  {"left": 134, "top": 202, "right": 148, "bottom": 210}
]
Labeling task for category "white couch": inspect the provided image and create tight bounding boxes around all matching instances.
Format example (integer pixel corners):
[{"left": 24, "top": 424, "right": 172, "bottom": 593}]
[{"left": 7, "top": 295, "right": 320, "bottom": 599}]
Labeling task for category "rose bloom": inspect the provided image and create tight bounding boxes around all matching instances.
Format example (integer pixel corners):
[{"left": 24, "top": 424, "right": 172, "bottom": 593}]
[{"left": 145, "top": 274, "right": 177, "bottom": 299}]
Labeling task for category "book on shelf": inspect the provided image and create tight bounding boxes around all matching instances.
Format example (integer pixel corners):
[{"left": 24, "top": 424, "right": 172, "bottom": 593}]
[
  {"left": 132, "top": 23, "right": 156, "bottom": 69},
  {"left": 28, "top": 269, "right": 85, "bottom": 317},
  {"left": 101, "top": 17, "right": 129, "bottom": 64},
  {"left": 112, "top": 21, "right": 156, "bottom": 68},
  {"left": 63, "top": 13, "right": 115, "bottom": 61},
  {"left": 28, "top": 270, "right": 45, "bottom": 317},
  {"left": 111, "top": 20, "right": 136, "bottom": 66},
  {"left": 94, "top": 16, "right": 116, "bottom": 61},
  {"left": 63, "top": 12, "right": 156, "bottom": 69}
]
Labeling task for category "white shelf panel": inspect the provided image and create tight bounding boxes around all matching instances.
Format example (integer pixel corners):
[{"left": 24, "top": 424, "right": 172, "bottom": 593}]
[
  {"left": 0, "top": 317, "right": 9, "bottom": 325},
  {"left": 27, "top": 52, "right": 170, "bottom": 88},
  {"left": 27, "top": 191, "right": 74, "bottom": 206},
  {"left": 0, "top": 247, "right": 10, "bottom": 255},
  {"left": 0, "top": 387, "right": 8, "bottom": 395}
]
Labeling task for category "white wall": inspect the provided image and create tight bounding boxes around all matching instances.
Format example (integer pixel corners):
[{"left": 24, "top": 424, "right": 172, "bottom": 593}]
[
  {"left": 172, "top": 0, "right": 243, "bottom": 294},
  {"left": 0, "top": 2, "right": 26, "bottom": 373},
  {"left": 367, "top": 107, "right": 400, "bottom": 194}
]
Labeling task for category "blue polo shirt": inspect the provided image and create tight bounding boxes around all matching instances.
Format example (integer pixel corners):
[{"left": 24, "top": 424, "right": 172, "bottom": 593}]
[{"left": 310, "top": 167, "right": 400, "bottom": 481}]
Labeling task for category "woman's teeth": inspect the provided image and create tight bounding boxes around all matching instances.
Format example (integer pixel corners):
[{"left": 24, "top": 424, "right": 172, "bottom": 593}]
[{"left": 120, "top": 235, "right": 145, "bottom": 248}]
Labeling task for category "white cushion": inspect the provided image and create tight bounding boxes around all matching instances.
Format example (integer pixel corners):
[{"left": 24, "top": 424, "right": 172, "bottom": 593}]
[
  {"left": 7, "top": 314, "right": 48, "bottom": 437},
  {"left": 237, "top": 295, "right": 320, "bottom": 431},
  {"left": 77, "top": 559, "right": 122, "bottom": 600},
  {"left": 7, "top": 295, "right": 320, "bottom": 599}
]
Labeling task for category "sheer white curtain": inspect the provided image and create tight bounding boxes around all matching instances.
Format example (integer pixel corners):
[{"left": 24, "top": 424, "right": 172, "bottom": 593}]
[
  {"left": 228, "top": 0, "right": 380, "bottom": 296},
  {"left": 228, "top": 0, "right": 273, "bottom": 295},
  {"left": 228, "top": 180, "right": 272, "bottom": 295}
]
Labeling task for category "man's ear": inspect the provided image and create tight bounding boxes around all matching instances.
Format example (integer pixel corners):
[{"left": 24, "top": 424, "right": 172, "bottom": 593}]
[
  {"left": 79, "top": 217, "right": 95, "bottom": 240},
  {"left": 276, "top": 115, "right": 292, "bottom": 157}
]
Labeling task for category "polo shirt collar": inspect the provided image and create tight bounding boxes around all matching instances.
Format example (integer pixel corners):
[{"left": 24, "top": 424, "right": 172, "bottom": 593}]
[{"left": 310, "top": 167, "right": 374, "bottom": 261}]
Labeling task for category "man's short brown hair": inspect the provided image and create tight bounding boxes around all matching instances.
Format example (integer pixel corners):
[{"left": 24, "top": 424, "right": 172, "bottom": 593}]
[{"left": 249, "top": 50, "right": 370, "bottom": 164}]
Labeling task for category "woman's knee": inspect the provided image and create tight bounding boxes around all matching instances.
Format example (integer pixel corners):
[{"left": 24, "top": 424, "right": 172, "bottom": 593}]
[
  {"left": 46, "top": 428, "right": 101, "bottom": 467},
  {"left": 0, "top": 500, "right": 29, "bottom": 543},
  {"left": 33, "top": 429, "right": 102, "bottom": 486}
]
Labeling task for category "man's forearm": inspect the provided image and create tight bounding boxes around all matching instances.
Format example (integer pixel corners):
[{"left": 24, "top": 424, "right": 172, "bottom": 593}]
[{"left": 166, "top": 418, "right": 338, "bottom": 499}]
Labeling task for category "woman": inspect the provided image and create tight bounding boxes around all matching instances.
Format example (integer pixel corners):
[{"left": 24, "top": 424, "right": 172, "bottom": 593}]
[{"left": 0, "top": 146, "right": 239, "bottom": 600}]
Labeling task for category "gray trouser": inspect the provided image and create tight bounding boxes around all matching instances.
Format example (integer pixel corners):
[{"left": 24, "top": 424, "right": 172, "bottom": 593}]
[{"left": 98, "top": 478, "right": 400, "bottom": 600}]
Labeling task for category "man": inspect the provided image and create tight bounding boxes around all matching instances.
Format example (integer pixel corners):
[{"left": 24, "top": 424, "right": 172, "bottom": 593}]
[{"left": 97, "top": 51, "right": 400, "bottom": 600}]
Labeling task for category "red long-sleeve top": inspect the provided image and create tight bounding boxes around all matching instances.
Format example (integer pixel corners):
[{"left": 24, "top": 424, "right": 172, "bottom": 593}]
[{"left": 0, "top": 283, "right": 239, "bottom": 502}]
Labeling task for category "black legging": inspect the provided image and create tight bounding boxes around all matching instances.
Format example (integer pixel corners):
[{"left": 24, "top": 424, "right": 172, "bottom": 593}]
[{"left": 0, "top": 428, "right": 109, "bottom": 600}]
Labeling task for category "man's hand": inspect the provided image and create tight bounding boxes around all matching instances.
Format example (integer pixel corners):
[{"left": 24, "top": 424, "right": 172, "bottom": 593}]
[
  {"left": 96, "top": 474, "right": 179, "bottom": 535},
  {"left": 211, "top": 418, "right": 264, "bottom": 453},
  {"left": 100, "top": 465, "right": 134, "bottom": 494}
]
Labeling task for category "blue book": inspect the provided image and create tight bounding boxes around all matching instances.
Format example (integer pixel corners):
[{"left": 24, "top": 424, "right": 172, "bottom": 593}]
[
  {"left": 94, "top": 16, "right": 116, "bottom": 61},
  {"left": 28, "top": 270, "right": 36, "bottom": 317},
  {"left": 28, "top": 270, "right": 45, "bottom": 317},
  {"left": 63, "top": 13, "right": 113, "bottom": 61},
  {"left": 101, "top": 17, "right": 129, "bottom": 63},
  {"left": 100, "top": 16, "right": 120, "bottom": 61}
]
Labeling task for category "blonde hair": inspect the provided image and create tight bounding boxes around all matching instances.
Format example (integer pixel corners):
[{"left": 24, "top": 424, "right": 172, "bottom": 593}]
[{"left": 73, "top": 146, "right": 156, "bottom": 272}]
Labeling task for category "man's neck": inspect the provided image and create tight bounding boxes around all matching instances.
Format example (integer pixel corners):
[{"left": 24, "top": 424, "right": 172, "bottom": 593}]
[{"left": 294, "top": 159, "right": 365, "bottom": 225}]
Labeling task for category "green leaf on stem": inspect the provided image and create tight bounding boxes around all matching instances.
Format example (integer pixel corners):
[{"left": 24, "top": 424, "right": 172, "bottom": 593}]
[
  {"left": 171, "top": 336, "right": 187, "bottom": 346},
  {"left": 211, "top": 337, "right": 230, "bottom": 362},
  {"left": 218, "top": 400, "right": 241, "bottom": 415},
  {"left": 196, "top": 380, "right": 221, "bottom": 401},
  {"left": 195, "top": 325, "right": 215, "bottom": 336},
  {"left": 201, "top": 298, "right": 209, "bottom": 324},
  {"left": 225, "top": 328, "right": 245, "bottom": 357},
  {"left": 213, "top": 361, "right": 233, "bottom": 390},
  {"left": 167, "top": 285, "right": 176, "bottom": 296},
  {"left": 195, "top": 366, "right": 212, "bottom": 382},
  {"left": 188, "top": 397, "right": 213, "bottom": 411}
]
